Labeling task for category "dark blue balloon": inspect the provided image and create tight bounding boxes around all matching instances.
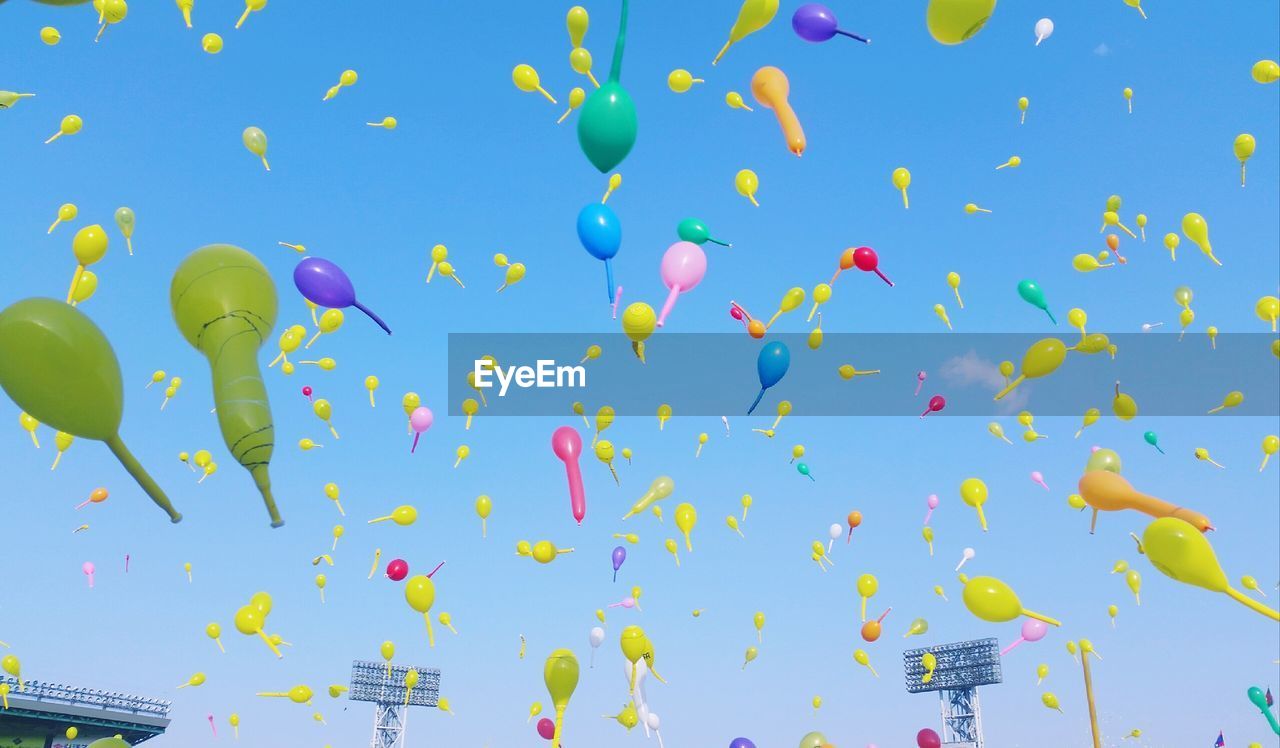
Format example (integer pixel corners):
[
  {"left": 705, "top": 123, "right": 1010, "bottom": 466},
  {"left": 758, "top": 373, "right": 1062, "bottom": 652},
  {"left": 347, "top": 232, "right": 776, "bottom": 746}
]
[
  {"left": 748, "top": 342, "right": 790, "bottom": 414},
  {"left": 577, "top": 203, "right": 621, "bottom": 261},
  {"left": 729, "top": 739, "right": 757, "bottom": 748}
]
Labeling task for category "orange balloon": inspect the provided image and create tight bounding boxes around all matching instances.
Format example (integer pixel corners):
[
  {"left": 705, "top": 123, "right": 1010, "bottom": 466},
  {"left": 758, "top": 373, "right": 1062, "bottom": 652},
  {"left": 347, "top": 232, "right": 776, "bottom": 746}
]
[
  {"left": 748, "top": 320, "right": 766, "bottom": 338},
  {"left": 750, "top": 66, "right": 805, "bottom": 156},
  {"left": 847, "top": 511, "right": 862, "bottom": 528},
  {"left": 1106, "top": 234, "right": 1119, "bottom": 251}
]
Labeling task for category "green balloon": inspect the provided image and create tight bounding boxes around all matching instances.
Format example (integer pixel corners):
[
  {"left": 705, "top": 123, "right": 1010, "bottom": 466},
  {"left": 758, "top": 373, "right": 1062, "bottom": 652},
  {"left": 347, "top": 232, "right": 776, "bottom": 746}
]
[
  {"left": 926, "top": 0, "right": 997, "bottom": 45},
  {"left": 171, "top": 244, "right": 282, "bottom": 526},
  {"left": 1016, "top": 279, "right": 1057, "bottom": 324},
  {"left": 577, "top": 0, "right": 636, "bottom": 173},
  {"left": 543, "top": 648, "right": 580, "bottom": 709},
  {"left": 676, "top": 218, "right": 731, "bottom": 247},
  {"left": 87, "top": 739, "right": 132, "bottom": 748},
  {"left": 798, "top": 732, "right": 829, "bottom": 748},
  {"left": 0, "top": 298, "right": 180, "bottom": 522},
  {"left": 1085, "top": 448, "right": 1122, "bottom": 474}
]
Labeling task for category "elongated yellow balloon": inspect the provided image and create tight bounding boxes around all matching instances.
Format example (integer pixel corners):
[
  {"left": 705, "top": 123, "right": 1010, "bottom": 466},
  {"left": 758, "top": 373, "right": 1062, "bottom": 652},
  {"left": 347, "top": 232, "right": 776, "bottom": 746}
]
[
  {"left": 713, "top": 0, "right": 780, "bottom": 65},
  {"left": 995, "top": 339, "right": 1067, "bottom": 401},
  {"left": 1181, "top": 213, "right": 1220, "bottom": 266},
  {"left": 1143, "top": 517, "right": 1278, "bottom": 621}
]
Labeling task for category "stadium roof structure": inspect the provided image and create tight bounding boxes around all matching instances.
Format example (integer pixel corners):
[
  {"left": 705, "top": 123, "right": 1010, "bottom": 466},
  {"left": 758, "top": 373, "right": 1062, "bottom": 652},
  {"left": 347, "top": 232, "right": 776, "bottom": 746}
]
[{"left": 0, "top": 676, "right": 171, "bottom": 744}]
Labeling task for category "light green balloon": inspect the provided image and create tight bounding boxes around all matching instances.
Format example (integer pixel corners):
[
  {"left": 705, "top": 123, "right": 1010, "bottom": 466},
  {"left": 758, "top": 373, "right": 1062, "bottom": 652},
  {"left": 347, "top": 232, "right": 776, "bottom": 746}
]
[
  {"left": 171, "top": 244, "right": 282, "bottom": 527},
  {"left": 1086, "top": 448, "right": 1122, "bottom": 474},
  {"left": 577, "top": 0, "right": 636, "bottom": 172},
  {"left": 0, "top": 298, "right": 179, "bottom": 521},
  {"left": 87, "top": 739, "right": 132, "bottom": 748},
  {"left": 799, "top": 732, "right": 829, "bottom": 748},
  {"left": 926, "top": 0, "right": 997, "bottom": 45}
]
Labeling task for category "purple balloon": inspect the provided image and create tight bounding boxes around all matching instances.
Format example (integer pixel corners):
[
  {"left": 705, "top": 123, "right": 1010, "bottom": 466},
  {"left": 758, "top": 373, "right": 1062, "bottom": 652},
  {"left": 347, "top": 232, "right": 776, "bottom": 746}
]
[
  {"left": 792, "top": 3, "right": 869, "bottom": 43},
  {"left": 611, "top": 545, "right": 627, "bottom": 582},
  {"left": 730, "top": 739, "right": 757, "bottom": 748},
  {"left": 293, "top": 257, "right": 392, "bottom": 334},
  {"left": 536, "top": 717, "right": 556, "bottom": 740}
]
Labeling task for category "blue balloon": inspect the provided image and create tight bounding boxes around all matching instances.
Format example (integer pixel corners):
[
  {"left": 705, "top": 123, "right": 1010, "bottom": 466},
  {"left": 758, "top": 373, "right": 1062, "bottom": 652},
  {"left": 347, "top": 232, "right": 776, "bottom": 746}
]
[
  {"left": 729, "top": 739, "right": 757, "bottom": 748},
  {"left": 577, "top": 203, "right": 621, "bottom": 303},
  {"left": 748, "top": 342, "right": 790, "bottom": 414}
]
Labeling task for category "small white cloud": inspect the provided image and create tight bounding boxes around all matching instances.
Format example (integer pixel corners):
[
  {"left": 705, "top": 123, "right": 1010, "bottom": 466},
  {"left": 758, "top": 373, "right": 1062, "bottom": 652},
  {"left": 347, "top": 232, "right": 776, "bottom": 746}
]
[
  {"left": 939, "top": 350, "right": 1033, "bottom": 415},
  {"left": 1094, "top": 43, "right": 1111, "bottom": 57}
]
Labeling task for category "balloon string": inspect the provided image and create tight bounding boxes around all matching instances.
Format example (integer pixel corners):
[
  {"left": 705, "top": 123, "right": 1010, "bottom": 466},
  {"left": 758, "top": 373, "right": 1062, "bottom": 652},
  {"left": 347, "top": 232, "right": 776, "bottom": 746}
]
[
  {"left": 747, "top": 389, "right": 765, "bottom": 415},
  {"left": 836, "top": 29, "right": 870, "bottom": 43},
  {"left": 352, "top": 301, "right": 392, "bottom": 335},
  {"left": 106, "top": 434, "right": 182, "bottom": 522},
  {"left": 1224, "top": 587, "right": 1280, "bottom": 621},
  {"left": 609, "top": 0, "right": 629, "bottom": 84}
]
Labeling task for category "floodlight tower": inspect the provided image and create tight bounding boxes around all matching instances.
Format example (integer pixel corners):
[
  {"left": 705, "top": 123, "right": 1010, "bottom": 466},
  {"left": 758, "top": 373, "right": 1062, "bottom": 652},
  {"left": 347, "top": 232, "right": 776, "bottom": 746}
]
[
  {"left": 348, "top": 659, "right": 441, "bottom": 748},
  {"left": 902, "top": 638, "right": 1003, "bottom": 748}
]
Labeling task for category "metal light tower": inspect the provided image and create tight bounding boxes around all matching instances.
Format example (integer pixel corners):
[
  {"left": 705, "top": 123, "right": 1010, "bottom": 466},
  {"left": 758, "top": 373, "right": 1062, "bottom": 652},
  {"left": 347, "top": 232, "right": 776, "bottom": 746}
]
[
  {"left": 903, "top": 638, "right": 1002, "bottom": 748},
  {"left": 348, "top": 660, "right": 441, "bottom": 748}
]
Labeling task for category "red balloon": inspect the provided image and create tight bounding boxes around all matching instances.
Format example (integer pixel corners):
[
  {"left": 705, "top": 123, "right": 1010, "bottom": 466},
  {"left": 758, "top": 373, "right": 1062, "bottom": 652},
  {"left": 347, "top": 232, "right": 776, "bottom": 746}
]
[
  {"left": 536, "top": 718, "right": 556, "bottom": 740},
  {"left": 917, "top": 728, "right": 941, "bottom": 748},
  {"left": 385, "top": 559, "right": 409, "bottom": 581},
  {"left": 853, "top": 246, "right": 895, "bottom": 286},
  {"left": 921, "top": 395, "right": 946, "bottom": 418},
  {"left": 730, "top": 306, "right": 744, "bottom": 320},
  {"left": 301, "top": 385, "right": 312, "bottom": 397}
]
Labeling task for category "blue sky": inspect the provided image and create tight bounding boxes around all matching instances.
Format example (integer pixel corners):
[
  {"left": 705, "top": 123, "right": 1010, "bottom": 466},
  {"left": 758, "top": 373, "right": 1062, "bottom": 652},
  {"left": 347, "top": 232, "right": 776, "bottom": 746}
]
[{"left": 0, "top": 1, "right": 1277, "bottom": 747}]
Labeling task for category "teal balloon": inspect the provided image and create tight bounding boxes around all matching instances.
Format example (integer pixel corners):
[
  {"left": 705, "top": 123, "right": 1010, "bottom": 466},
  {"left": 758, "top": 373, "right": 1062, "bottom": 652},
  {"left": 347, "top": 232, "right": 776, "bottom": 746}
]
[
  {"left": 1143, "top": 431, "right": 1164, "bottom": 454},
  {"left": 1016, "top": 279, "right": 1057, "bottom": 324},
  {"left": 577, "top": 0, "right": 636, "bottom": 172},
  {"left": 796, "top": 462, "right": 814, "bottom": 481},
  {"left": 677, "top": 218, "right": 731, "bottom": 247}
]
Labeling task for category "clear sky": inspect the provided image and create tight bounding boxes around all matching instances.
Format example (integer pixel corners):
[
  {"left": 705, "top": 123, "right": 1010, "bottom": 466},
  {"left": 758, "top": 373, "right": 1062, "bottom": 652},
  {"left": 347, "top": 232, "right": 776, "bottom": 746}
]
[{"left": 0, "top": 1, "right": 1277, "bottom": 747}]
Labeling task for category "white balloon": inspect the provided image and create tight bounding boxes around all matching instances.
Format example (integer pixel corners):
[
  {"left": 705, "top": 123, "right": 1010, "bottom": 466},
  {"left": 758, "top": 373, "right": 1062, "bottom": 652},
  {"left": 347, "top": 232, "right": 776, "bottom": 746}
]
[
  {"left": 646, "top": 712, "right": 660, "bottom": 729},
  {"left": 1034, "top": 17, "right": 1054, "bottom": 45},
  {"left": 828, "top": 523, "right": 842, "bottom": 540},
  {"left": 589, "top": 627, "right": 605, "bottom": 648}
]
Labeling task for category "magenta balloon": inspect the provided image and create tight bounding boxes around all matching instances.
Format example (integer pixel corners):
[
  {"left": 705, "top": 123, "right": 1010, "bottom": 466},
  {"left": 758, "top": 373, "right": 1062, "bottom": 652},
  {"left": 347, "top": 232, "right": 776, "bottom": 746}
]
[
  {"left": 853, "top": 246, "right": 894, "bottom": 286},
  {"left": 552, "top": 426, "right": 586, "bottom": 524},
  {"left": 656, "top": 241, "right": 707, "bottom": 327},
  {"left": 917, "top": 728, "right": 942, "bottom": 748},
  {"left": 929, "top": 395, "right": 946, "bottom": 411},
  {"left": 1021, "top": 618, "right": 1049, "bottom": 642},
  {"left": 536, "top": 718, "right": 555, "bottom": 740}
]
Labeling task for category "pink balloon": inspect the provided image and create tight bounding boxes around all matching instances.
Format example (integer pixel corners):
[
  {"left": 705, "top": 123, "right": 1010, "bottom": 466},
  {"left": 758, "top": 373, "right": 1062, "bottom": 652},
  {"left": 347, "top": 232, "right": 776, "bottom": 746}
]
[
  {"left": 409, "top": 406, "right": 434, "bottom": 452},
  {"left": 656, "top": 241, "right": 707, "bottom": 327},
  {"left": 920, "top": 395, "right": 945, "bottom": 418},
  {"left": 536, "top": 717, "right": 556, "bottom": 740},
  {"left": 916, "top": 728, "right": 941, "bottom": 748},
  {"left": 385, "top": 559, "right": 409, "bottom": 581},
  {"left": 1021, "top": 618, "right": 1049, "bottom": 642},
  {"left": 924, "top": 493, "right": 939, "bottom": 524},
  {"left": 853, "top": 246, "right": 894, "bottom": 286},
  {"left": 82, "top": 561, "right": 95, "bottom": 588},
  {"left": 552, "top": 426, "right": 586, "bottom": 524}
]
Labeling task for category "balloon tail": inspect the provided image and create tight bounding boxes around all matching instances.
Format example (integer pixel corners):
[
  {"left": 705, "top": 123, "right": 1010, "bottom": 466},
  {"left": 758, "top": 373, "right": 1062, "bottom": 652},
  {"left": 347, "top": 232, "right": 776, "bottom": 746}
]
[
  {"left": 747, "top": 389, "right": 765, "bottom": 415},
  {"left": 66, "top": 265, "right": 85, "bottom": 304},
  {"left": 994, "top": 376, "right": 1025, "bottom": 401},
  {"left": 975, "top": 505, "right": 988, "bottom": 532},
  {"left": 352, "top": 301, "right": 392, "bottom": 335},
  {"left": 1020, "top": 609, "right": 1061, "bottom": 627},
  {"left": 106, "top": 434, "right": 182, "bottom": 523},
  {"left": 656, "top": 285, "right": 681, "bottom": 327},
  {"left": 999, "top": 638, "right": 1023, "bottom": 657},
  {"left": 712, "top": 40, "right": 731, "bottom": 66},
  {"left": 608, "top": 0, "right": 629, "bottom": 83},
  {"left": 836, "top": 29, "right": 870, "bottom": 43},
  {"left": 709, "top": 238, "right": 731, "bottom": 247},
  {"left": 252, "top": 466, "right": 284, "bottom": 528},
  {"left": 256, "top": 629, "right": 283, "bottom": 658},
  {"left": 1043, "top": 307, "right": 1057, "bottom": 324},
  {"left": 411, "top": 433, "right": 421, "bottom": 453},
  {"left": 874, "top": 269, "right": 894, "bottom": 287},
  {"left": 1224, "top": 587, "right": 1280, "bottom": 621}
]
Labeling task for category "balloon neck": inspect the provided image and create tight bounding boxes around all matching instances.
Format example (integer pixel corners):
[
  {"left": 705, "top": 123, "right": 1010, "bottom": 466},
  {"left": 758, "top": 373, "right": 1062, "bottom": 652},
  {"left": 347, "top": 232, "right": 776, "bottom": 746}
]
[
  {"left": 747, "top": 388, "right": 766, "bottom": 415},
  {"left": 608, "top": 0, "right": 629, "bottom": 83},
  {"left": 836, "top": 29, "right": 870, "bottom": 43},
  {"left": 656, "top": 285, "right": 682, "bottom": 327}
]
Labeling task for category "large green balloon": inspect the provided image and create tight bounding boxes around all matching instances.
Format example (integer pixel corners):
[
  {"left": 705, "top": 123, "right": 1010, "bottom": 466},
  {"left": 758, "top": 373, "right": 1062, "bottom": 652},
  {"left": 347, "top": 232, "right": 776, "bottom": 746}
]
[
  {"left": 171, "top": 244, "right": 283, "bottom": 526},
  {"left": 87, "top": 739, "right": 132, "bottom": 748},
  {"left": 798, "top": 732, "right": 829, "bottom": 748},
  {"left": 926, "top": 0, "right": 997, "bottom": 45},
  {"left": 0, "top": 298, "right": 180, "bottom": 522},
  {"left": 577, "top": 0, "right": 636, "bottom": 172}
]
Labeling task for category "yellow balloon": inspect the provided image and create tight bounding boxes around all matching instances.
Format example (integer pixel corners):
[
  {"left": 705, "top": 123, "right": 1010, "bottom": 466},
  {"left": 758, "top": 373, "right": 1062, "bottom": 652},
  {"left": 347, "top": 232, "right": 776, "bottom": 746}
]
[
  {"left": 926, "top": 0, "right": 997, "bottom": 45},
  {"left": 1181, "top": 213, "right": 1220, "bottom": 266},
  {"left": 713, "top": 0, "right": 780, "bottom": 65},
  {"left": 735, "top": 169, "right": 760, "bottom": 206},
  {"left": 995, "top": 339, "right": 1067, "bottom": 401}
]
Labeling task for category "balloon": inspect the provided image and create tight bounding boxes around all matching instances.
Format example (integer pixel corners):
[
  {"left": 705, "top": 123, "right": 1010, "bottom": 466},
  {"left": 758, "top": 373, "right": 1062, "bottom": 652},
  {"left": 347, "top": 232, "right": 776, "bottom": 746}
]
[
  {"left": 536, "top": 717, "right": 556, "bottom": 740},
  {"left": 1034, "top": 17, "right": 1053, "bottom": 45},
  {"left": 405, "top": 574, "right": 437, "bottom": 646},
  {"left": 735, "top": 169, "right": 761, "bottom": 206},
  {"left": 577, "top": 0, "right": 636, "bottom": 173},
  {"left": 926, "top": 0, "right": 996, "bottom": 45},
  {"left": 963, "top": 576, "right": 1061, "bottom": 626},
  {"left": 920, "top": 395, "right": 946, "bottom": 418},
  {"left": 611, "top": 545, "right": 627, "bottom": 581},
  {"left": 293, "top": 257, "right": 391, "bottom": 334},
  {"left": 798, "top": 733, "right": 829, "bottom": 748},
  {"left": 751, "top": 66, "right": 805, "bottom": 156},
  {"left": 713, "top": 0, "right": 779, "bottom": 65},
  {"left": 1000, "top": 618, "right": 1048, "bottom": 655},
  {"left": 892, "top": 167, "right": 912, "bottom": 208},
  {"left": 576, "top": 202, "right": 621, "bottom": 304},
  {"left": 1234, "top": 133, "right": 1256, "bottom": 186},
  {"left": 730, "top": 739, "right": 757, "bottom": 748},
  {"left": 1017, "top": 280, "right": 1057, "bottom": 323},
  {"left": 904, "top": 617, "right": 928, "bottom": 638},
  {"left": 959, "top": 477, "right": 989, "bottom": 531},
  {"left": 748, "top": 342, "right": 790, "bottom": 414},
  {"left": 241, "top": 126, "right": 269, "bottom": 170},
  {"left": 856, "top": 573, "right": 878, "bottom": 621},
  {"left": 1041, "top": 692, "right": 1062, "bottom": 713},
  {"left": 792, "top": 3, "right": 869, "bottom": 43},
  {"left": 1143, "top": 517, "right": 1278, "bottom": 621},
  {"left": 853, "top": 246, "right": 893, "bottom": 286},
  {"left": 44, "top": 114, "right": 82, "bottom": 144},
  {"left": 675, "top": 503, "right": 698, "bottom": 551},
  {"left": 409, "top": 406, "right": 433, "bottom": 452},
  {"left": 0, "top": 298, "right": 180, "bottom": 522},
  {"left": 386, "top": 559, "right": 409, "bottom": 581},
  {"left": 1181, "top": 213, "right": 1220, "bottom": 266},
  {"left": 622, "top": 476, "right": 674, "bottom": 519},
  {"left": 1207, "top": 390, "right": 1244, "bottom": 414},
  {"left": 657, "top": 242, "right": 707, "bottom": 326},
  {"left": 621, "top": 303, "right": 656, "bottom": 361},
  {"left": 552, "top": 427, "right": 587, "bottom": 524},
  {"left": 918, "top": 728, "right": 942, "bottom": 748},
  {"left": 995, "top": 338, "right": 1067, "bottom": 401}
]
